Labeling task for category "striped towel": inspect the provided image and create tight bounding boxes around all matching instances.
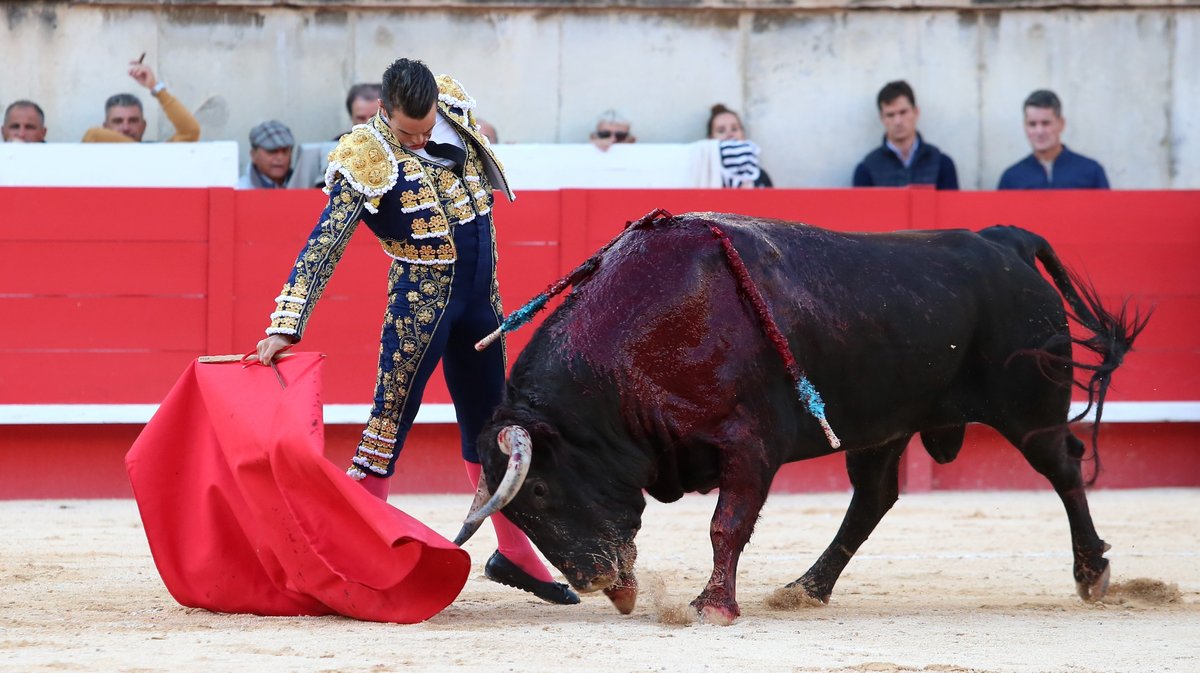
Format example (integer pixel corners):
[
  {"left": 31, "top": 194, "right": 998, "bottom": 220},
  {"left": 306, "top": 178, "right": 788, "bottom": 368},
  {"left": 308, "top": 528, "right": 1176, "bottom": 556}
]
[{"left": 719, "top": 140, "right": 763, "bottom": 188}]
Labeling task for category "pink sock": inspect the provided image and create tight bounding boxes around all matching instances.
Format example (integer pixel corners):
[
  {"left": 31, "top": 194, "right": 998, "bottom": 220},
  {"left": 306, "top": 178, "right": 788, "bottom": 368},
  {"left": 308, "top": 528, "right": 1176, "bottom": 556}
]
[
  {"left": 360, "top": 474, "right": 390, "bottom": 501},
  {"left": 464, "top": 461, "right": 554, "bottom": 583}
]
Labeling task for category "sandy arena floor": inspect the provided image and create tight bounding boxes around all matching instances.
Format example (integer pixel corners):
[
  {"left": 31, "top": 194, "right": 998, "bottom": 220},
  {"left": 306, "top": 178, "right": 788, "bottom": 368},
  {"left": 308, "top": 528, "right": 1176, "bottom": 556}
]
[{"left": 2, "top": 488, "right": 1198, "bottom": 673}]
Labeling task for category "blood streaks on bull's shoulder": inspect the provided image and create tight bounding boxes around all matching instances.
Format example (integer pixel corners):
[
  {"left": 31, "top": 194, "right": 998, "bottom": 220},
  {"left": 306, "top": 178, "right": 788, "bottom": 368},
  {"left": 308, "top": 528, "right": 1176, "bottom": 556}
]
[{"left": 560, "top": 226, "right": 714, "bottom": 363}]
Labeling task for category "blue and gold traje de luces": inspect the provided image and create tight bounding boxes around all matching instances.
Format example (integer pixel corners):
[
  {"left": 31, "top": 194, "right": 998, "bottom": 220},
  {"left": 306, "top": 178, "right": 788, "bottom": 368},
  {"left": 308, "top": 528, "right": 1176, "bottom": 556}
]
[{"left": 264, "top": 75, "right": 512, "bottom": 480}]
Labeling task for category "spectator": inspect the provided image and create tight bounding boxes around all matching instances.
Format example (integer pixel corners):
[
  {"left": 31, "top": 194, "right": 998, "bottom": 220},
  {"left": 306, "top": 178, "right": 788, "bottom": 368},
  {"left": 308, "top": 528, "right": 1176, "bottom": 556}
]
[
  {"left": 346, "top": 83, "right": 382, "bottom": 125},
  {"left": 3, "top": 100, "right": 47, "bottom": 143},
  {"left": 333, "top": 83, "right": 382, "bottom": 140},
  {"left": 237, "top": 120, "right": 295, "bottom": 189},
  {"left": 590, "top": 109, "right": 636, "bottom": 152},
  {"left": 707, "top": 104, "right": 772, "bottom": 189},
  {"left": 853, "top": 80, "right": 958, "bottom": 190},
  {"left": 477, "top": 118, "right": 498, "bottom": 144},
  {"left": 81, "top": 59, "right": 200, "bottom": 143},
  {"left": 998, "top": 89, "right": 1109, "bottom": 190}
]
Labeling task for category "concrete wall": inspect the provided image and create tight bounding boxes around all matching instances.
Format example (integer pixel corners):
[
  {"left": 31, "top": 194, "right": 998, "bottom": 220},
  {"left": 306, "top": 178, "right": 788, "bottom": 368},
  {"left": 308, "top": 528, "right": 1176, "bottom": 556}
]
[{"left": 2, "top": 2, "right": 1197, "bottom": 188}]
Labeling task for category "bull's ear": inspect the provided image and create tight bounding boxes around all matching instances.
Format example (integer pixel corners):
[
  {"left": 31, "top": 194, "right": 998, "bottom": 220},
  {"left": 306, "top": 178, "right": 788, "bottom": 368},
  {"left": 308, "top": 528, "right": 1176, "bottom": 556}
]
[{"left": 524, "top": 421, "right": 563, "bottom": 466}]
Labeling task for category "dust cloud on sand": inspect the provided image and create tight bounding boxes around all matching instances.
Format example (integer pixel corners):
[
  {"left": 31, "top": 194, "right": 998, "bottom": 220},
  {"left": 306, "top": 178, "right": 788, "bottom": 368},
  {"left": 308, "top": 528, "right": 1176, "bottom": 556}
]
[
  {"left": 644, "top": 572, "right": 697, "bottom": 626},
  {"left": 3, "top": 489, "right": 1199, "bottom": 673},
  {"left": 1105, "top": 577, "right": 1182, "bottom": 606}
]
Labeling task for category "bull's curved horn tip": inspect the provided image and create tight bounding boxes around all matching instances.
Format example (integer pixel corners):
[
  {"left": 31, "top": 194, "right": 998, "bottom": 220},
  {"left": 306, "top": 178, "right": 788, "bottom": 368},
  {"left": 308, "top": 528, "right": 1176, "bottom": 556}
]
[
  {"left": 453, "top": 426, "right": 532, "bottom": 543},
  {"left": 453, "top": 519, "right": 485, "bottom": 547}
]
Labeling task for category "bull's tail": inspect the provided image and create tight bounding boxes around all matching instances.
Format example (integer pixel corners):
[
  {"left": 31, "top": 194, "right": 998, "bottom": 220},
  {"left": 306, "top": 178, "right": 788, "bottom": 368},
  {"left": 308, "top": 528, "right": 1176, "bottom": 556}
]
[{"left": 983, "top": 225, "right": 1152, "bottom": 483}]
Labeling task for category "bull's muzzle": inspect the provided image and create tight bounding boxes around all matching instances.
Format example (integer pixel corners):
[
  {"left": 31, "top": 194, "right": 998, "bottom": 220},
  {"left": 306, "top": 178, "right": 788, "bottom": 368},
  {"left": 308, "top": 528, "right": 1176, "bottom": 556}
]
[{"left": 452, "top": 425, "right": 532, "bottom": 546}]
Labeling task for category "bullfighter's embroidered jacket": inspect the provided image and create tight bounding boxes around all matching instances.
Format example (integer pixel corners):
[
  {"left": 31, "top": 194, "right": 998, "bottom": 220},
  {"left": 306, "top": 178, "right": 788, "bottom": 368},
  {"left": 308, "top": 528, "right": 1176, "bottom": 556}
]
[{"left": 266, "top": 75, "right": 513, "bottom": 340}]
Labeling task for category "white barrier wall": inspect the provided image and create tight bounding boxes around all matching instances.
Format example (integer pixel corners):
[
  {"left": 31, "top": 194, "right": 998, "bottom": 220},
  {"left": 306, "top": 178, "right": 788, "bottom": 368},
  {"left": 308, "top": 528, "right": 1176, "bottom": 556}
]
[
  {"left": 0, "top": 142, "right": 240, "bottom": 188},
  {"left": 2, "top": 2, "right": 1197, "bottom": 189}
]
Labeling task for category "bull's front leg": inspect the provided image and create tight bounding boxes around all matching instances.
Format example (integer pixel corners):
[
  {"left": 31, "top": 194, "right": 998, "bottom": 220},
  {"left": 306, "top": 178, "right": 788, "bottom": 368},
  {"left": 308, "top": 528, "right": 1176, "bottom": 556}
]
[{"left": 692, "top": 449, "right": 773, "bottom": 625}]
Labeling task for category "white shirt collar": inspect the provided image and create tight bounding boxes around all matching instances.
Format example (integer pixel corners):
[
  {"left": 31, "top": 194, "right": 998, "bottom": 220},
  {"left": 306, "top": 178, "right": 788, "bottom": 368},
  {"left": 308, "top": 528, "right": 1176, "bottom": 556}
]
[{"left": 409, "top": 111, "right": 465, "bottom": 167}]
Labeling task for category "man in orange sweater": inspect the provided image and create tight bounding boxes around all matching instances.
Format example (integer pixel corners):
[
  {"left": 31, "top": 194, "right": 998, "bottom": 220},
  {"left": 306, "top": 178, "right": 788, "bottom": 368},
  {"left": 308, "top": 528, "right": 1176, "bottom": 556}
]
[{"left": 82, "top": 58, "right": 200, "bottom": 143}]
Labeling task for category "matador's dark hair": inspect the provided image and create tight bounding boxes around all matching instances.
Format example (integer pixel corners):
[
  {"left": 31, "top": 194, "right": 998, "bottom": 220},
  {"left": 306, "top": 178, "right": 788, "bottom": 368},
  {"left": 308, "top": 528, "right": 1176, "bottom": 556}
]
[{"left": 380, "top": 58, "right": 437, "bottom": 120}]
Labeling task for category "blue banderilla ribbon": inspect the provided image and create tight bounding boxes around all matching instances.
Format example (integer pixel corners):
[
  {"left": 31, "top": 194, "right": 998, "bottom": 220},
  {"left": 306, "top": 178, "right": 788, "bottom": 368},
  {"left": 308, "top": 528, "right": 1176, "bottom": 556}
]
[
  {"left": 797, "top": 377, "right": 840, "bottom": 449},
  {"left": 474, "top": 292, "right": 549, "bottom": 351}
]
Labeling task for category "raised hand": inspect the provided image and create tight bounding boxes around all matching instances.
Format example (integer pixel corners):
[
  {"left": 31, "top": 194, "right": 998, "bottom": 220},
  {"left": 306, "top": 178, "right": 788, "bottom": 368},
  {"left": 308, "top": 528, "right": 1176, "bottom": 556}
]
[{"left": 128, "top": 60, "right": 158, "bottom": 90}]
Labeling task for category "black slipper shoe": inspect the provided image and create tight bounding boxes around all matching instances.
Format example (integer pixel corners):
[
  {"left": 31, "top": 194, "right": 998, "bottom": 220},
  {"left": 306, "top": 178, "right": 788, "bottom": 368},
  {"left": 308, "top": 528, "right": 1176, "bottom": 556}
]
[{"left": 484, "top": 551, "right": 580, "bottom": 605}]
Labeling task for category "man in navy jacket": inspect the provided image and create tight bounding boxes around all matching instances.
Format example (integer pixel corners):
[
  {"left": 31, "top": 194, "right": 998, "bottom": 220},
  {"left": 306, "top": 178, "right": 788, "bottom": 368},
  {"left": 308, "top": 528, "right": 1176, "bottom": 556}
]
[
  {"left": 853, "top": 80, "right": 958, "bottom": 190},
  {"left": 998, "top": 90, "right": 1109, "bottom": 190}
]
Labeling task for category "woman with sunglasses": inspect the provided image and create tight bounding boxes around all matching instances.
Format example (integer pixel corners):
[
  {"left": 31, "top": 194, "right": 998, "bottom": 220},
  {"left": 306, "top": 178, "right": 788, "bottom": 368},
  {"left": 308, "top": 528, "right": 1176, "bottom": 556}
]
[{"left": 589, "top": 109, "right": 637, "bottom": 151}]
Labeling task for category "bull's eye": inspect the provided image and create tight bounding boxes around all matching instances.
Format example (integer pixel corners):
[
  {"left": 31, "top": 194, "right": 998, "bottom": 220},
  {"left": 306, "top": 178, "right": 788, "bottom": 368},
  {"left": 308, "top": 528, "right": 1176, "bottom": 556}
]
[{"left": 531, "top": 481, "right": 549, "bottom": 498}]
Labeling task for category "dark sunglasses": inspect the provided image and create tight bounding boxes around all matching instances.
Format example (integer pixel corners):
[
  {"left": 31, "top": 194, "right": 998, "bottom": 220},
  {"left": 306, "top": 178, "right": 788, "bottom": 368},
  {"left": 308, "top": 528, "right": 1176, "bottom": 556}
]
[{"left": 595, "top": 130, "right": 629, "bottom": 141}]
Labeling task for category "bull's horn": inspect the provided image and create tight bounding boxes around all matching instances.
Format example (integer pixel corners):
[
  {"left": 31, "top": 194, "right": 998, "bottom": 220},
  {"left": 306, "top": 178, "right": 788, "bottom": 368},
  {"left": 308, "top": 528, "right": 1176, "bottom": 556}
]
[{"left": 452, "top": 426, "right": 532, "bottom": 546}]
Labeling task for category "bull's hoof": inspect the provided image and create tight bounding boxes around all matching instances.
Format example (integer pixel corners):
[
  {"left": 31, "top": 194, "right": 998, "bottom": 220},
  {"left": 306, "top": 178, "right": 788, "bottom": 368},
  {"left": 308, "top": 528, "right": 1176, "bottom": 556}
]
[
  {"left": 1076, "top": 562, "right": 1112, "bottom": 602},
  {"left": 690, "top": 595, "right": 740, "bottom": 626},
  {"left": 484, "top": 551, "right": 580, "bottom": 605},
  {"left": 783, "top": 577, "right": 831, "bottom": 605},
  {"left": 697, "top": 604, "right": 738, "bottom": 626},
  {"left": 766, "top": 584, "right": 828, "bottom": 610},
  {"left": 603, "top": 584, "right": 638, "bottom": 614}
]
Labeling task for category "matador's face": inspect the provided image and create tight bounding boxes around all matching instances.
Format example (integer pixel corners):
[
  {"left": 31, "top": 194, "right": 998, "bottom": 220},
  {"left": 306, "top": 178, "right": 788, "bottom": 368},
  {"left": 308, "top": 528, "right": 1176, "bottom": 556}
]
[{"left": 386, "top": 104, "right": 437, "bottom": 151}]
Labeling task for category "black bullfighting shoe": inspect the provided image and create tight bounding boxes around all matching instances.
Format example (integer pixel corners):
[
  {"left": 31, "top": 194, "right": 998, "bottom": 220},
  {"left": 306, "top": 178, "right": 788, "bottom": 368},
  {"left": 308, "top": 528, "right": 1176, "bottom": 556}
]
[{"left": 484, "top": 551, "right": 580, "bottom": 605}]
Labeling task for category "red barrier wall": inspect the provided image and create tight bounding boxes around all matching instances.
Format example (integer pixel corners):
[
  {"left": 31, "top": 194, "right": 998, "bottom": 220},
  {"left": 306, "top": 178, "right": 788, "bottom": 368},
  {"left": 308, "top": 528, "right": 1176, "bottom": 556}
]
[{"left": 2, "top": 187, "right": 1198, "bottom": 498}]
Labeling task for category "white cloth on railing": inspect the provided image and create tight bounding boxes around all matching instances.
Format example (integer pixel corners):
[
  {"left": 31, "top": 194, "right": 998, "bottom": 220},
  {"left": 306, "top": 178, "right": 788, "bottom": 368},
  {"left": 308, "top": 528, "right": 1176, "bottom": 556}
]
[{"left": 0, "top": 142, "right": 239, "bottom": 187}]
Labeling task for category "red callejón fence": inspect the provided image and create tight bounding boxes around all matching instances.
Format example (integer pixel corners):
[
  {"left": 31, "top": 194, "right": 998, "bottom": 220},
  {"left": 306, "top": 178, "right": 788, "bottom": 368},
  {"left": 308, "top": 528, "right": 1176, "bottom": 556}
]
[{"left": 1, "top": 186, "right": 1198, "bottom": 498}]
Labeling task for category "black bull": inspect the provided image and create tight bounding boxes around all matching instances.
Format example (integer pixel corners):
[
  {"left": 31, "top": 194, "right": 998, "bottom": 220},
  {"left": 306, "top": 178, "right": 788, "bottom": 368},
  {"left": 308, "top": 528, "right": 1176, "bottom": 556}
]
[{"left": 456, "top": 210, "right": 1148, "bottom": 624}]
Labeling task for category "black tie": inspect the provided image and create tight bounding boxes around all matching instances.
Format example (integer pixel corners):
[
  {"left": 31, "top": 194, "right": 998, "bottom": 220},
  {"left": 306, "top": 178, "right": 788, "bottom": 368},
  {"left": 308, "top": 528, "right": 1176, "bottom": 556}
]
[{"left": 423, "top": 140, "right": 466, "bottom": 177}]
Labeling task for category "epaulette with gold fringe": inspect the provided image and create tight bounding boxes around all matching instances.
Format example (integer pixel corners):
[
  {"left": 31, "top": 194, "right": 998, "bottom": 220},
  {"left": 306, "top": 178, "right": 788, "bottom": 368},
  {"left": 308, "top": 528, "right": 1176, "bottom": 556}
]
[
  {"left": 436, "top": 75, "right": 476, "bottom": 111},
  {"left": 325, "top": 125, "right": 399, "bottom": 211}
]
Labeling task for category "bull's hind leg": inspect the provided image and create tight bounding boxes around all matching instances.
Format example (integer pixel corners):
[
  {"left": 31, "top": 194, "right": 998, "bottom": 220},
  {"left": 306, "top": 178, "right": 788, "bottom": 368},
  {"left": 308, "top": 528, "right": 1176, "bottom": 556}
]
[
  {"left": 1004, "top": 426, "right": 1111, "bottom": 600},
  {"left": 787, "top": 437, "right": 907, "bottom": 603}
]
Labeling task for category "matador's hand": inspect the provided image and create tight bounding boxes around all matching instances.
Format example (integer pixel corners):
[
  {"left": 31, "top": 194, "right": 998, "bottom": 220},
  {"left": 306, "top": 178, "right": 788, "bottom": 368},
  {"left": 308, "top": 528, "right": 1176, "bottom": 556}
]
[{"left": 256, "top": 334, "right": 294, "bottom": 365}]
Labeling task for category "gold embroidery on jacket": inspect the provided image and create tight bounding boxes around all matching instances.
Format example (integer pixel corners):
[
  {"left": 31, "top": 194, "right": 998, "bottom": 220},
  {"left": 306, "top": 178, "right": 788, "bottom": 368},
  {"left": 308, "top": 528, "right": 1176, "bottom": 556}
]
[
  {"left": 378, "top": 239, "right": 457, "bottom": 264},
  {"left": 400, "top": 156, "right": 424, "bottom": 182},
  {"left": 410, "top": 213, "right": 450, "bottom": 239},
  {"left": 399, "top": 186, "right": 438, "bottom": 214}
]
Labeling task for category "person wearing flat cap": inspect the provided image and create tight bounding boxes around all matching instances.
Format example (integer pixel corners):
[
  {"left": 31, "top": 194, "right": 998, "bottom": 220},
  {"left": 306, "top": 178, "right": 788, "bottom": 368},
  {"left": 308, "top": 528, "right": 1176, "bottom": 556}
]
[{"left": 237, "top": 120, "right": 295, "bottom": 189}]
